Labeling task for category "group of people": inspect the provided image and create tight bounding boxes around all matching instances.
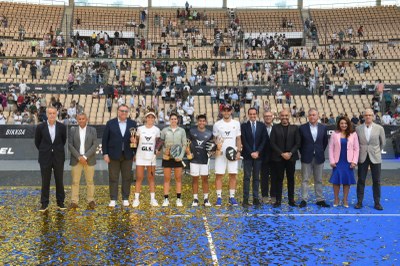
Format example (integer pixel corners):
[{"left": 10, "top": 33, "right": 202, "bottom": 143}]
[{"left": 35, "top": 104, "right": 385, "bottom": 211}]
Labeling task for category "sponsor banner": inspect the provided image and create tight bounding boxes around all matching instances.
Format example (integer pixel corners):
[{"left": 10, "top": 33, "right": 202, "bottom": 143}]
[{"left": 0, "top": 125, "right": 399, "bottom": 160}]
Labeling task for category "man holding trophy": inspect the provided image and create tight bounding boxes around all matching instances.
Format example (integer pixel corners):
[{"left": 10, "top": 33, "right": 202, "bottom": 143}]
[
  {"left": 102, "top": 104, "right": 137, "bottom": 208},
  {"left": 188, "top": 114, "right": 214, "bottom": 207},
  {"left": 213, "top": 104, "right": 242, "bottom": 206}
]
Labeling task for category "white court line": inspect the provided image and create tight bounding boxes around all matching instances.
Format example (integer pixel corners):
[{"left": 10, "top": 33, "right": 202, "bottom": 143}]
[
  {"left": 202, "top": 216, "right": 219, "bottom": 266},
  {"left": 215, "top": 213, "right": 400, "bottom": 217}
]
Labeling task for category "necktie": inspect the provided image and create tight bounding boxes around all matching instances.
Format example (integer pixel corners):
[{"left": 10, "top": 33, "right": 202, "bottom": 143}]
[{"left": 252, "top": 122, "right": 256, "bottom": 151}]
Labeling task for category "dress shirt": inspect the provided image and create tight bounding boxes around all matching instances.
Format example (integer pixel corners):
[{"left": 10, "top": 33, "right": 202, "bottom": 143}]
[
  {"left": 118, "top": 119, "right": 127, "bottom": 137},
  {"left": 266, "top": 125, "right": 272, "bottom": 137},
  {"left": 365, "top": 124, "right": 372, "bottom": 142},
  {"left": 79, "top": 126, "right": 87, "bottom": 157},
  {"left": 47, "top": 121, "right": 56, "bottom": 143},
  {"left": 309, "top": 123, "right": 318, "bottom": 142}
]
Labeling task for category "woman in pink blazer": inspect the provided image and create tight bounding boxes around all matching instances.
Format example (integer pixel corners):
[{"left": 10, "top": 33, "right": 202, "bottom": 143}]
[{"left": 328, "top": 116, "right": 359, "bottom": 207}]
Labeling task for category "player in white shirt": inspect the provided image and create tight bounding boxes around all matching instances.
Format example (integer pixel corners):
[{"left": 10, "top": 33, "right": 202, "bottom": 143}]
[
  {"left": 132, "top": 110, "right": 161, "bottom": 207},
  {"left": 213, "top": 104, "right": 242, "bottom": 206}
]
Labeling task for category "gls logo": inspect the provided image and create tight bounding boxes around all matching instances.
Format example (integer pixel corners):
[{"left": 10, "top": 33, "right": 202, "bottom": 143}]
[
  {"left": 225, "top": 131, "right": 230, "bottom": 136},
  {"left": 0, "top": 148, "right": 14, "bottom": 155},
  {"left": 196, "top": 140, "right": 204, "bottom": 146},
  {"left": 142, "top": 146, "right": 153, "bottom": 151},
  {"left": 145, "top": 136, "right": 152, "bottom": 141}
]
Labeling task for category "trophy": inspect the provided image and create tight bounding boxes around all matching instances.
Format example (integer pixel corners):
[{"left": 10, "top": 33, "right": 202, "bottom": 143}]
[
  {"left": 185, "top": 139, "right": 193, "bottom": 160},
  {"left": 163, "top": 141, "right": 173, "bottom": 160},
  {"left": 130, "top": 128, "right": 137, "bottom": 148},
  {"left": 215, "top": 135, "right": 224, "bottom": 156}
]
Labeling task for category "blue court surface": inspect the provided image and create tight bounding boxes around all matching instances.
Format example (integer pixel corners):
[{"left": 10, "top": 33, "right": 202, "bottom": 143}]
[{"left": 0, "top": 186, "right": 399, "bottom": 265}]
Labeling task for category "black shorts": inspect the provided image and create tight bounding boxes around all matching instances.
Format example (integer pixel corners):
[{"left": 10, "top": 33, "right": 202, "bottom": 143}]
[{"left": 162, "top": 159, "right": 183, "bottom": 168}]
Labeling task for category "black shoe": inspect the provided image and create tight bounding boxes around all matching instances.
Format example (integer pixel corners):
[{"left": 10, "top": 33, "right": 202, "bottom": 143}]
[
  {"left": 374, "top": 203, "right": 383, "bottom": 211},
  {"left": 39, "top": 204, "right": 48, "bottom": 212},
  {"left": 242, "top": 200, "right": 251, "bottom": 207},
  {"left": 57, "top": 203, "right": 67, "bottom": 210},
  {"left": 354, "top": 202, "right": 363, "bottom": 209},
  {"left": 299, "top": 200, "right": 307, "bottom": 208},
  {"left": 316, "top": 201, "right": 330, "bottom": 208},
  {"left": 273, "top": 201, "right": 281, "bottom": 208},
  {"left": 288, "top": 201, "right": 298, "bottom": 207},
  {"left": 253, "top": 198, "right": 261, "bottom": 206}
]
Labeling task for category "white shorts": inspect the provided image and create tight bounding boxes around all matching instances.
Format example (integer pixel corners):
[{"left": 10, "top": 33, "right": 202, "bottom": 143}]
[
  {"left": 190, "top": 163, "right": 209, "bottom": 176},
  {"left": 136, "top": 157, "right": 156, "bottom": 167},
  {"left": 215, "top": 155, "right": 238, "bottom": 175}
]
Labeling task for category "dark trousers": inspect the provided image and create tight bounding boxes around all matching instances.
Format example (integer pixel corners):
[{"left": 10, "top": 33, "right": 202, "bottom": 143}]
[
  {"left": 243, "top": 159, "right": 262, "bottom": 201},
  {"left": 108, "top": 155, "right": 133, "bottom": 200},
  {"left": 40, "top": 161, "right": 65, "bottom": 206},
  {"left": 260, "top": 160, "right": 274, "bottom": 198},
  {"left": 357, "top": 155, "right": 381, "bottom": 204},
  {"left": 271, "top": 160, "right": 296, "bottom": 203}
]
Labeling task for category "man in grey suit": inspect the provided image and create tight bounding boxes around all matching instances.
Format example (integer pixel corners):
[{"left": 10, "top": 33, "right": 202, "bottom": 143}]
[
  {"left": 68, "top": 113, "right": 98, "bottom": 209},
  {"left": 355, "top": 109, "right": 386, "bottom": 210}
]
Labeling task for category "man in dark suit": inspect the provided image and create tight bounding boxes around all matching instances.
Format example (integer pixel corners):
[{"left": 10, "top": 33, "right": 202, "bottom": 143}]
[
  {"left": 270, "top": 109, "right": 301, "bottom": 208},
  {"left": 68, "top": 113, "right": 98, "bottom": 209},
  {"left": 299, "top": 108, "right": 330, "bottom": 208},
  {"left": 102, "top": 104, "right": 137, "bottom": 208},
  {"left": 35, "top": 106, "right": 67, "bottom": 212},
  {"left": 241, "top": 108, "right": 267, "bottom": 206},
  {"left": 261, "top": 111, "right": 274, "bottom": 204}
]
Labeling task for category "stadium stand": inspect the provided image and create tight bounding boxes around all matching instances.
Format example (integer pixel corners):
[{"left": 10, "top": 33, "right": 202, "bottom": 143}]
[{"left": 0, "top": 3, "right": 399, "bottom": 126}]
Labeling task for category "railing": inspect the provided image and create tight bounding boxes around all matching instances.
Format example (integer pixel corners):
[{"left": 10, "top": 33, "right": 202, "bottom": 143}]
[{"left": 0, "top": 0, "right": 67, "bottom": 5}]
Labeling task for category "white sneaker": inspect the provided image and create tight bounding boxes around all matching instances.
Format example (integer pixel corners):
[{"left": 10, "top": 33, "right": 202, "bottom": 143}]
[
  {"left": 176, "top": 198, "right": 183, "bottom": 207},
  {"left": 204, "top": 199, "right": 212, "bottom": 207},
  {"left": 162, "top": 198, "right": 169, "bottom": 207},
  {"left": 108, "top": 200, "right": 116, "bottom": 207},
  {"left": 150, "top": 199, "right": 159, "bottom": 207},
  {"left": 123, "top": 200, "right": 130, "bottom": 207},
  {"left": 192, "top": 199, "right": 199, "bottom": 207},
  {"left": 132, "top": 199, "right": 140, "bottom": 208}
]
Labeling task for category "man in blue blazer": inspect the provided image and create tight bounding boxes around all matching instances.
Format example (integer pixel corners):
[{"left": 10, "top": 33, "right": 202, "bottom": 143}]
[
  {"left": 102, "top": 104, "right": 137, "bottom": 207},
  {"left": 299, "top": 108, "right": 329, "bottom": 208},
  {"left": 241, "top": 108, "right": 267, "bottom": 206}
]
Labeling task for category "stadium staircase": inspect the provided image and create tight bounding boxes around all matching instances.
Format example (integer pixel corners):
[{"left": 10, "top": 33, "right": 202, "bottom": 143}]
[{"left": 61, "top": 4, "right": 74, "bottom": 44}]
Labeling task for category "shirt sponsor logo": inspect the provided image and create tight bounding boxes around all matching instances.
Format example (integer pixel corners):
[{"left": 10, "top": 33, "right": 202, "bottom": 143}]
[
  {"left": 145, "top": 136, "right": 152, "bottom": 141},
  {"left": 225, "top": 131, "right": 230, "bottom": 136},
  {"left": 196, "top": 140, "right": 204, "bottom": 146}
]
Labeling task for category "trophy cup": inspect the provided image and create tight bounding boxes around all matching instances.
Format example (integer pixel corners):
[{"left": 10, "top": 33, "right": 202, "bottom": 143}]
[
  {"left": 215, "top": 136, "right": 224, "bottom": 156},
  {"left": 163, "top": 141, "right": 172, "bottom": 160},
  {"left": 185, "top": 139, "right": 193, "bottom": 160},
  {"left": 130, "top": 128, "right": 137, "bottom": 148}
]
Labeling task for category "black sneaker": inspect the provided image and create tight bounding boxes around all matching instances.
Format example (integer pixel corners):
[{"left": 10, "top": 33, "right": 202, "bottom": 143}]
[
  {"left": 39, "top": 204, "right": 48, "bottom": 212},
  {"left": 299, "top": 200, "right": 307, "bottom": 208},
  {"left": 57, "top": 203, "right": 67, "bottom": 210},
  {"left": 253, "top": 198, "right": 261, "bottom": 206}
]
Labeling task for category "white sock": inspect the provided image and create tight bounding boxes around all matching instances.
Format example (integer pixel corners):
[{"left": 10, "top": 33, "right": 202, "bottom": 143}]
[
  {"left": 150, "top": 193, "right": 155, "bottom": 200},
  {"left": 193, "top": 194, "right": 198, "bottom": 200},
  {"left": 216, "top": 190, "right": 222, "bottom": 198},
  {"left": 204, "top": 193, "right": 209, "bottom": 199},
  {"left": 135, "top": 193, "right": 140, "bottom": 200},
  {"left": 229, "top": 189, "right": 235, "bottom": 198}
]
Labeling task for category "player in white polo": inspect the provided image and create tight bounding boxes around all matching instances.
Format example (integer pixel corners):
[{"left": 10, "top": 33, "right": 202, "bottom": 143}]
[
  {"left": 213, "top": 104, "right": 242, "bottom": 206},
  {"left": 132, "top": 110, "right": 160, "bottom": 207},
  {"left": 189, "top": 114, "right": 214, "bottom": 207}
]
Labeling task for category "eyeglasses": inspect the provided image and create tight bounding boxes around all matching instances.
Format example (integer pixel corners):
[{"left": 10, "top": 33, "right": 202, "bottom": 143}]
[{"left": 119, "top": 110, "right": 129, "bottom": 113}]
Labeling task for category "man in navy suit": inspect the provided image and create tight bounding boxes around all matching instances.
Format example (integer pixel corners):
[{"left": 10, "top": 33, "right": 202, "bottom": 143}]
[
  {"left": 299, "top": 108, "right": 330, "bottom": 208},
  {"left": 35, "top": 106, "right": 67, "bottom": 212},
  {"left": 260, "top": 111, "right": 274, "bottom": 204},
  {"left": 241, "top": 108, "right": 267, "bottom": 206},
  {"left": 102, "top": 104, "right": 137, "bottom": 207}
]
